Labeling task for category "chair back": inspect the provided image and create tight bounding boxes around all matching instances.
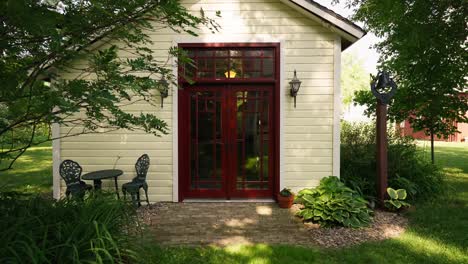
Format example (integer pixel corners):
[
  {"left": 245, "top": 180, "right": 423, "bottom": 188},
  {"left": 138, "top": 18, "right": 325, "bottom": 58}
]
[
  {"left": 135, "top": 154, "right": 150, "bottom": 182},
  {"left": 59, "top": 160, "right": 83, "bottom": 186}
]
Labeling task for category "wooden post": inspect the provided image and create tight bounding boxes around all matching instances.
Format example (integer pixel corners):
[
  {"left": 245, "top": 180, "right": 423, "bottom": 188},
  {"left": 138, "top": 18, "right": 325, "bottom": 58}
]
[{"left": 376, "top": 99, "right": 388, "bottom": 207}]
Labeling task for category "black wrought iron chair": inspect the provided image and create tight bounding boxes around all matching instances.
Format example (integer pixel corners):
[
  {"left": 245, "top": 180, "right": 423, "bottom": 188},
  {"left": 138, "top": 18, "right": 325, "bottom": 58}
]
[
  {"left": 59, "top": 160, "right": 92, "bottom": 198},
  {"left": 122, "top": 154, "right": 150, "bottom": 207}
]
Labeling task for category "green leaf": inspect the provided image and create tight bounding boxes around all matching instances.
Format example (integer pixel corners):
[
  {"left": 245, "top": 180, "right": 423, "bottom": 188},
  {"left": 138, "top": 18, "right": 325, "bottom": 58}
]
[
  {"left": 302, "top": 209, "right": 314, "bottom": 220},
  {"left": 320, "top": 193, "right": 331, "bottom": 202},
  {"left": 343, "top": 218, "right": 351, "bottom": 227},
  {"left": 349, "top": 216, "right": 361, "bottom": 228},
  {"left": 297, "top": 189, "right": 315, "bottom": 196},
  {"left": 390, "top": 200, "right": 402, "bottom": 209},
  {"left": 396, "top": 189, "right": 407, "bottom": 200},
  {"left": 302, "top": 194, "right": 315, "bottom": 204},
  {"left": 313, "top": 209, "right": 323, "bottom": 217},
  {"left": 387, "top": 188, "right": 398, "bottom": 199},
  {"left": 400, "top": 201, "right": 411, "bottom": 207},
  {"left": 332, "top": 211, "right": 344, "bottom": 223}
]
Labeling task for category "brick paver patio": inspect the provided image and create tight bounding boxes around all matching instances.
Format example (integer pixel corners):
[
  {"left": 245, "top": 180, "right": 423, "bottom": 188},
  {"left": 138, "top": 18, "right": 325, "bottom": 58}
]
[{"left": 141, "top": 202, "right": 317, "bottom": 247}]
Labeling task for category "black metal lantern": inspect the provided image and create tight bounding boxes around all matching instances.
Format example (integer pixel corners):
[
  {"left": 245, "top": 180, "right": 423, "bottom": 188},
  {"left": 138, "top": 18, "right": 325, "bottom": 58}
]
[
  {"left": 159, "top": 77, "right": 169, "bottom": 108},
  {"left": 371, "top": 71, "right": 397, "bottom": 105},
  {"left": 289, "top": 70, "right": 301, "bottom": 108}
]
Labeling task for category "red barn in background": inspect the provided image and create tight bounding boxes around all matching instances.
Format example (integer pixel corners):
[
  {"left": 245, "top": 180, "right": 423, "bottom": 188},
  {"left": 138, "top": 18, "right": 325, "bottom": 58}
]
[{"left": 398, "top": 93, "right": 468, "bottom": 142}]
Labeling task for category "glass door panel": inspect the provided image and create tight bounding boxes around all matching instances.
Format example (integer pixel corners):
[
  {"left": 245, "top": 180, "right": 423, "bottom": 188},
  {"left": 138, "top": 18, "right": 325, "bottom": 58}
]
[
  {"left": 232, "top": 89, "right": 272, "bottom": 193},
  {"left": 189, "top": 91, "right": 223, "bottom": 191}
]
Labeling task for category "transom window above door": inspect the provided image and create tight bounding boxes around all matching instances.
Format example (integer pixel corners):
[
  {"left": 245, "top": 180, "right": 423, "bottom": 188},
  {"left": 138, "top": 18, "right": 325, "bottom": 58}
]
[{"left": 179, "top": 47, "right": 276, "bottom": 81}]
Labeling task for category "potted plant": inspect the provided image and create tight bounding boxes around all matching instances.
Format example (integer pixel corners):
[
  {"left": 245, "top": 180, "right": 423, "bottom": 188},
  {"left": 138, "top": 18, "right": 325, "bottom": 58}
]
[{"left": 277, "top": 188, "right": 295, "bottom": 208}]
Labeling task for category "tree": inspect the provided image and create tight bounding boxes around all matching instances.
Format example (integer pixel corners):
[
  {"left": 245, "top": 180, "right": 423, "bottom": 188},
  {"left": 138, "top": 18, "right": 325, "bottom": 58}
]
[
  {"left": 341, "top": 53, "right": 368, "bottom": 108},
  {"left": 0, "top": 0, "right": 220, "bottom": 170},
  {"left": 339, "top": 0, "right": 468, "bottom": 163}
]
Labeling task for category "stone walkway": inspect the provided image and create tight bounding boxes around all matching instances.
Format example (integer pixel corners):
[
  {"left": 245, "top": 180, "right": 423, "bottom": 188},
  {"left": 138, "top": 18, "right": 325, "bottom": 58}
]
[
  {"left": 139, "top": 202, "right": 408, "bottom": 248},
  {"left": 139, "top": 202, "right": 315, "bottom": 247}
]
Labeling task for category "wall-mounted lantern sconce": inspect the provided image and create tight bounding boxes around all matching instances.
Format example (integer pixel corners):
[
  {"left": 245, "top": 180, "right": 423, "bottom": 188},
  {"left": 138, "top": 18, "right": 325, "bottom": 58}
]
[
  {"left": 159, "top": 77, "right": 169, "bottom": 108},
  {"left": 289, "top": 70, "right": 302, "bottom": 108}
]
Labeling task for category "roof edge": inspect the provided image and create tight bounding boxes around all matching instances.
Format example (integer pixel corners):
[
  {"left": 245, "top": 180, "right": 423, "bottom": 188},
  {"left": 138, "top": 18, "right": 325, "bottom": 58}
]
[{"left": 282, "top": 0, "right": 366, "bottom": 50}]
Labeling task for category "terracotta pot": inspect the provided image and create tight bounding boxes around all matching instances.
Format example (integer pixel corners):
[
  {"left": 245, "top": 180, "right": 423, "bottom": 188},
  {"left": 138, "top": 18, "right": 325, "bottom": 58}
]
[{"left": 277, "top": 194, "right": 294, "bottom": 208}]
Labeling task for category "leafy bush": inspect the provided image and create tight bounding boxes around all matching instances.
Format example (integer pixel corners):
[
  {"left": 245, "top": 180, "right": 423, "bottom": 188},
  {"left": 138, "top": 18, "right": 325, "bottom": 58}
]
[
  {"left": 0, "top": 192, "right": 139, "bottom": 263},
  {"left": 341, "top": 121, "right": 445, "bottom": 201},
  {"left": 384, "top": 188, "right": 410, "bottom": 211},
  {"left": 295, "top": 176, "right": 373, "bottom": 228}
]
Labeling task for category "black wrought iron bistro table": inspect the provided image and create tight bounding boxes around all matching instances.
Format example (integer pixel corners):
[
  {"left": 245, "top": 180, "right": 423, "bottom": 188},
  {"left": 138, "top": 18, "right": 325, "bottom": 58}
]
[{"left": 81, "top": 169, "right": 123, "bottom": 199}]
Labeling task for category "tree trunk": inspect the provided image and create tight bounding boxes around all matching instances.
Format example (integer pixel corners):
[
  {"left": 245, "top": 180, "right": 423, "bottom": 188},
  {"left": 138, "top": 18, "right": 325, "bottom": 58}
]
[{"left": 430, "top": 130, "right": 435, "bottom": 164}]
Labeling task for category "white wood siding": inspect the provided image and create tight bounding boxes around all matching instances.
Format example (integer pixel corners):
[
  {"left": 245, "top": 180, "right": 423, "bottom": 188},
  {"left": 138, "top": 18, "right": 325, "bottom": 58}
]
[{"left": 58, "top": 0, "right": 339, "bottom": 200}]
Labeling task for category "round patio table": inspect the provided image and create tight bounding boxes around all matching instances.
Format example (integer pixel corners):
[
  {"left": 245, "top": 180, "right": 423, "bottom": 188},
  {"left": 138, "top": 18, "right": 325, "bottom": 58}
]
[{"left": 82, "top": 169, "right": 123, "bottom": 199}]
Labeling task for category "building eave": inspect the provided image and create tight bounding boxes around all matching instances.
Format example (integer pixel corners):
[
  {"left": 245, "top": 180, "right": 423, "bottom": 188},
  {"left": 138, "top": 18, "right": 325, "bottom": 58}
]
[{"left": 281, "top": 0, "right": 367, "bottom": 51}]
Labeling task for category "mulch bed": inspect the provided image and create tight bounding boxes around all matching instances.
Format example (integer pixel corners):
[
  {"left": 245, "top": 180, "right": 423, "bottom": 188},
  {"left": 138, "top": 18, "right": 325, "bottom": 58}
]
[{"left": 290, "top": 204, "right": 408, "bottom": 248}]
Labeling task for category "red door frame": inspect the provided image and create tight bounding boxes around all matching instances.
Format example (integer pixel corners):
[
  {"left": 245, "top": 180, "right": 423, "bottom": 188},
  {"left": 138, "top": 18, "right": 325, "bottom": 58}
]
[{"left": 178, "top": 43, "right": 280, "bottom": 201}]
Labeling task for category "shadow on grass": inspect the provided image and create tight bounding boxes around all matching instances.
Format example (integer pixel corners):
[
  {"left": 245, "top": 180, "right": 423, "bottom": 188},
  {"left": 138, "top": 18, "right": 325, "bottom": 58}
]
[
  {"left": 404, "top": 176, "right": 468, "bottom": 251},
  {"left": 137, "top": 236, "right": 467, "bottom": 264},
  {"left": 330, "top": 234, "right": 467, "bottom": 264},
  {"left": 1, "top": 145, "right": 52, "bottom": 194}
]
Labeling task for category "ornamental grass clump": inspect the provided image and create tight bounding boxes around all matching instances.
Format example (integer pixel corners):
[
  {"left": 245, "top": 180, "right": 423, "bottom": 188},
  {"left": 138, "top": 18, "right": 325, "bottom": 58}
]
[
  {"left": 296, "top": 176, "right": 373, "bottom": 228},
  {"left": 0, "top": 192, "right": 139, "bottom": 263}
]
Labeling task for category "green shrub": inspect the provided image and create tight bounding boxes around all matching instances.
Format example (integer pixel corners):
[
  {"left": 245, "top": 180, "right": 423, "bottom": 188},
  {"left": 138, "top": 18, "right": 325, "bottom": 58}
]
[
  {"left": 0, "top": 192, "right": 139, "bottom": 263},
  {"left": 384, "top": 187, "right": 410, "bottom": 211},
  {"left": 340, "top": 121, "right": 445, "bottom": 201},
  {"left": 295, "top": 176, "right": 373, "bottom": 228}
]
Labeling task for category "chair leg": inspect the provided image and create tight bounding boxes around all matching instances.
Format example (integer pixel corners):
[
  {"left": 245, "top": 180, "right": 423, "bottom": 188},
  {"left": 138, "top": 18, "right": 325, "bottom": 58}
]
[
  {"left": 122, "top": 187, "right": 127, "bottom": 200},
  {"left": 137, "top": 191, "right": 141, "bottom": 207},
  {"left": 130, "top": 192, "right": 138, "bottom": 207},
  {"left": 143, "top": 185, "right": 149, "bottom": 205}
]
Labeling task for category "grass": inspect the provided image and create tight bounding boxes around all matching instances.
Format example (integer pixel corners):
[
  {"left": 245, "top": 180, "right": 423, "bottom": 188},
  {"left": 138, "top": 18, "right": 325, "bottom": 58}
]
[
  {"left": 1, "top": 141, "right": 467, "bottom": 263},
  {"left": 1, "top": 143, "right": 52, "bottom": 194},
  {"left": 140, "top": 141, "right": 468, "bottom": 264},
  {"left": 0, "top": 193, "right": 137, "bottom": 263}
]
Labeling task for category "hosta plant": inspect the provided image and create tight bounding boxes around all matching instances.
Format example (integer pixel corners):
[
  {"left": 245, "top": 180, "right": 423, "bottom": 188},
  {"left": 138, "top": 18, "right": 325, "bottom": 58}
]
[
  {"left": 295, "top": 176, "right": 373, "bottom": 228},
  {"left": 384, "top": 188, "right": 410, "bottom": 211}
]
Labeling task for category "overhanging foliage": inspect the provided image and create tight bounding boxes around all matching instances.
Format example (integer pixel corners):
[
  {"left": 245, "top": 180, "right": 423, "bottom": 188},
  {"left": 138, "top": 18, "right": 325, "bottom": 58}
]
[{"left": 0, "top": 0, "right": 220, "bottom": 170}]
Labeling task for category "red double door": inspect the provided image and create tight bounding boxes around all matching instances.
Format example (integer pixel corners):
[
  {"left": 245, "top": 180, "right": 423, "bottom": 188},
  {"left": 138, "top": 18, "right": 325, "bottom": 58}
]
[{"left": 179, "top": 84, "right": 275, "bottom": 199}]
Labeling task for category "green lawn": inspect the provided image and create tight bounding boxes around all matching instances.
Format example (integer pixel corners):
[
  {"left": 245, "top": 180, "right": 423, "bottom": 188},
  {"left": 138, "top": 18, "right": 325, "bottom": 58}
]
[
  {"left": 1, "top": 143, "right": 53, "bottom": 194},
  {"left": 1, "top": 141, "right": 467, "bottom": 263},
  {"left": 143, "top": 141, "right": 468, "bottom": 264}
]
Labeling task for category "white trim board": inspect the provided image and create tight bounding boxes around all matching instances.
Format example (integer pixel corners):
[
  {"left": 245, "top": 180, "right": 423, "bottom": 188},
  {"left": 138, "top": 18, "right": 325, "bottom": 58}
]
[
  {"left": 171, "top": 37, "right": 285, "bottom": 202},
  {"left": 52, "top": 122, "right": 61, "bottom": 199},
  {"left": 171, "top": 42, "right": 179, "bottom": 202},
  {"left": 332, "top": 35, "right": 342, "bottom": 177}
]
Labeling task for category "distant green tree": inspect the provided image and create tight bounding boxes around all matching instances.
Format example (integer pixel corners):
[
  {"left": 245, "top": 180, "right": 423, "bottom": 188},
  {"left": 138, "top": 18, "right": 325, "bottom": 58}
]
[
  {"left": 341, "top": 53, "right": 368, "bottom": 108},
  {"left": 337, "top": 0, "right": 468, "bottom": 163},
  {"left": 0, "top": 0, "right": 219, "bottom": 170}
]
